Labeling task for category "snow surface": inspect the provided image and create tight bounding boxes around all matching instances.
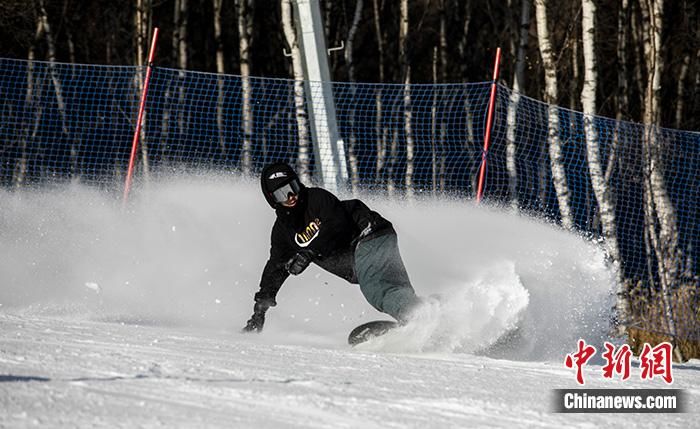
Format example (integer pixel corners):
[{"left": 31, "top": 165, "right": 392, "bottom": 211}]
[{"left": 1, "top": 175, "right": 697, "bottom": 427}]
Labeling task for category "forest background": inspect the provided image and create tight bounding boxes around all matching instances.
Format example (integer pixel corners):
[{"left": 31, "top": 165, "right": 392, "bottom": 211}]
[{"left": 0, "top": 0, "right": 697, "bottom": 131}]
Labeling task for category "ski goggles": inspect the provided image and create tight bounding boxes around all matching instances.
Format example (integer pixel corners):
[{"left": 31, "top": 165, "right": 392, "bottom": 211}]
[{"left": 271, "top": 179, "right": 301, "bottom": 204}]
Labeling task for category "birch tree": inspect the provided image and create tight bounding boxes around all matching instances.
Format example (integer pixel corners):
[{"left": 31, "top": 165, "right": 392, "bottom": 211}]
[
  {"left": 345, "top": 0, "right": 363, "bottom": 192},
  {"left": 173, "top": 0, "right": 188, "bottom": 166},
  {"left": 639, "top": 0, "right": 683, "bottom": 361},
  {"left": 674, "top": 50, "right": 691, "bottom": 129},
  {"left": 616, "top": 0, "right": 630, "bottom": 123},
  {"left": 174, "top": 0, "right": 187, "bottom": 70},
  {"left": 631, "top": 3, "right": 647, "bottom": 111},
  {"left": 535, "top": 0, "right": 573, "bottom": 229},
  {"left": 213, "top": 0, "right": 227, "bottom": 159},
  {"left": 611, "top": 0, "right": 630, "bottom": 229},
  {"left": 506, "top": 0, "right": 531, "bottom": 207},
  {"left": 581, "top": 0, "right": 627, "bottom": 331},
  {"left": 36, "top": 0, "right": 76, "bottom": 180},
  {"left": 281, "top": 0, "right": 311, "bottom": 182},
  {"left": 134, "top": 0, "right": 151, "bottom": 176},
  {"left": 15, "top": 9, "right": 47, "bottom": 187},
  {"left": 569, "top": 13, "right": 580, "bottom": 112},
  {"left": 673, "top": 0, "right": 694, "bottom": 128},
  {"left": 457, "top": 0, "right": 475, "bottom": 157},
  {"left": 433, "top": 0, "right": 449, "bottom": 194},
  {"left": 237, "top": 0, "right": 254, "bottom": 173},
  {"left": 431, "top": 47, "right": 439, "bottom": 194},
  {"left": 400, "top": 0, "right": 415, "bottom": 198},
  {"left": 372, "top": 0, "right": 387, "bottom": 186}
]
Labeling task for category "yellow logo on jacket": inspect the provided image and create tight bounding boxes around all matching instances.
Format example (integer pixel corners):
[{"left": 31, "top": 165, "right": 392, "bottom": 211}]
[{"left": 295, "top": 219, "right": 321, "bottom": 247}]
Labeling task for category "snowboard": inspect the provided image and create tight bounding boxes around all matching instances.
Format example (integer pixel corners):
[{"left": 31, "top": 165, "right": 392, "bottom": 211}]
[{"left": 348, "top": 320, "right": 398, "bottom": 346}]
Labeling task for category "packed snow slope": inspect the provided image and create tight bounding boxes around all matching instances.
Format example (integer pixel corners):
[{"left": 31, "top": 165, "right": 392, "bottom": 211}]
[{"left": 1, "top": 175, "right": 697, "bottom": 427}]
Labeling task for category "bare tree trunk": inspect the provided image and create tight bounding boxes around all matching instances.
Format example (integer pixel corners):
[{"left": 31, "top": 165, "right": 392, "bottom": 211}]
[
  {"left": 639, "top": 0, "right": 655, "bottom": 292},
  {"left": 372, "top": 0, "right": 387, "bottom": 186},
  {"left": 345, "top": 0, "right": 363, "bottom": 192},
  {"left": 388, "top": 127, "right": 398, "bottom": 196},
  {"left": 506, "top": 0, "right": 531, "bottom": 208},
  {"left": 674, "top": 0, "right": 693, "bottom": 128},
  {"left": 16, "top": 69, "right": 34, "bottom": 187},
  {"left": 581, "top": 0, "right": 628, "bottom": 332},
  {"left": 400, "top": 0, "right": 414, "bottom": 198},
  {"left": 135, "top": 0, "right": 146, "bottom": 69},
  {"left": 431, "top": 47, "right": 438, "bottom": 194},
  {"left": 175, "top": 0, "right": 188, "bottom": 169},
  {"left": 457, "top": 0, "right": 475, "bottom": 159},
  {"left": 456, "top": 0, "right": 472, "bottom": 80},
  {"left": 213, "top": 0, "right": 227, "bottom": 161},
  {"left": 611, "top": 0, "right": 629, "bottom": 225},
  {"left": 160, "top": 83, "right": 171, "bottom": 166},
  {"left": 37, "top": 0, "right": 77, "bottom": 181},
  {"left": 213, "top": 0, "right": 225, "bottom": 75},
  {"left": 15, "top": 18, "right": 47, "bottom": 188},
  {"left": 616, "top": 0, "right": 630, "bottom": 122},
  {"left": 134, "top": 0, "right": 151, "bottom": 177},
  {"left": 610, "top": 0, "right": 630, "bottom": 258},
  {"left": 62, "top": 0, "right": 76, "bottom": 66},
  {"left": 569, "top": 8, "right": 580, "bottom": 112},
  {"left": 640, "top": 0, "right": 683, "bottom": 361},
  {"left": 632, "top": 2, "right": 648, "bottom": 108},
  {"left": 438, "top": 0, "right": 448, "bottom": 192},
  {"left": 605, "top": 0, "right": 629, "bottom": 205},
  {"left": 176, "top": 0, "right": 187, "bottom": 70},
  {"left": 237, "top": 0, "right": 254, "bottom": 173},
  {"left": 674, "top": 51, "right": 691, "bottom": 128},
  {"left": 281, "top": 0, "right": 311, "bottom": 182},
  {"left": 694, "top": 47, "right": 700, "bottom": 130},
  {"left": 430, "top": 0, "right": 447, "bottom": 195},
  {"left": 535, "top": 0, "right": 573, "bottom": 229},
  {"left": 323, "top": 0, "right": 332, "bottom": 41}
]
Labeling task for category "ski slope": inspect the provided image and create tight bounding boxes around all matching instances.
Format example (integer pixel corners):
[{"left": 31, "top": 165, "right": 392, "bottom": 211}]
[{"left": 1, "top": 175, "right": 697, "bottom": 427}]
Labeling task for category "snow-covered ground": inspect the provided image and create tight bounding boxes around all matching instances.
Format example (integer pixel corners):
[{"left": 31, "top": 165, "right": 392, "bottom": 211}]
[{"left": 1, "top": 175, "right": 697, "bottom": 427}]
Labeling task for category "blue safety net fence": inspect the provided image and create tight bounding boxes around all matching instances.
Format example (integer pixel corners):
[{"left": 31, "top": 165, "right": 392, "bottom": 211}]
[{"left": 0, "top": 57, "right": 698, "bottom": 342}]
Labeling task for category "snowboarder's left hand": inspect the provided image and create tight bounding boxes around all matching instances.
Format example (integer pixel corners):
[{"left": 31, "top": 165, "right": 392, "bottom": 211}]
[
  {"left": 285, "top": 249, "right": 318, "bottom": 275},
  {"left": 242, "top": 313, "right": 265, "bottom": 332}
]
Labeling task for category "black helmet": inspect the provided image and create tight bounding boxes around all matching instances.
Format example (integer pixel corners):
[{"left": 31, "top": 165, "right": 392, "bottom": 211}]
[{"left": 261, "top": 162, "right": 304, "bottom": 208}]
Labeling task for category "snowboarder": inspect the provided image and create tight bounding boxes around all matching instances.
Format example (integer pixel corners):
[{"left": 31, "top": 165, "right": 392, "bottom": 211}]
[{"left": 242, "top": 162, "right": 422, "bottom": 333}]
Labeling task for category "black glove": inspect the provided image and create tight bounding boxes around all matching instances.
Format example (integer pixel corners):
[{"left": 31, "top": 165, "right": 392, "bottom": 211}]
[
  {"left": 285, "top": 249, "right": 318, "bottom": 275},
  {"left": 242, "top": 297, "right": 276, "bottom": 333},
  {"left": 242, "top": 311, "right": 265, "bottom": 333}
]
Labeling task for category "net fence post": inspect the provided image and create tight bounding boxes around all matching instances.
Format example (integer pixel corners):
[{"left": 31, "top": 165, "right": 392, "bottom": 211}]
[
  {"left": 123, "top": 27, "right": 160, "bottom": 206},
  {"left": 476, "top": 47, "right": 502, "bottom": 203}
]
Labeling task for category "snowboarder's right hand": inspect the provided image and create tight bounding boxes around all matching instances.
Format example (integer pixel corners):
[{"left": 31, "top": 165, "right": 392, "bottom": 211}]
[
  {"left": 285, "top": 249, "right": 319, "bottom": 275},
  {"left": 241, "top": 298, "right": 276, "bottom": 333}
]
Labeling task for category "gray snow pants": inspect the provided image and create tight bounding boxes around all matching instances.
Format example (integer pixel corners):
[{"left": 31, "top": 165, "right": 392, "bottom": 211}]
[{"left": 354, "top": 231, "right": 421, "bottom": 323}]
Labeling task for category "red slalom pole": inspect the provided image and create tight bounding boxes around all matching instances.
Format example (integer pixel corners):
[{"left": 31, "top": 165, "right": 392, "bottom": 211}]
[
  {"left": 123, "top": 27, "right": 160, "bottom": 206},
  {"left": 476, "top": 47, "right": 502, "bottom": 204}
]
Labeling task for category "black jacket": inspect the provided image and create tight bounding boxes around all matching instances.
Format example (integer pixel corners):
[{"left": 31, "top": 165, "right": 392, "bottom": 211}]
[{"left": 254, "top": 187, "right": 392, "bottom": 303}]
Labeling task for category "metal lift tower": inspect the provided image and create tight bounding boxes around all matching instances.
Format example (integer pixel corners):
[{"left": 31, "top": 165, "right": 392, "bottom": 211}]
[{"left": 294, "top": 0, "right": 348, "bottom": 192}]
